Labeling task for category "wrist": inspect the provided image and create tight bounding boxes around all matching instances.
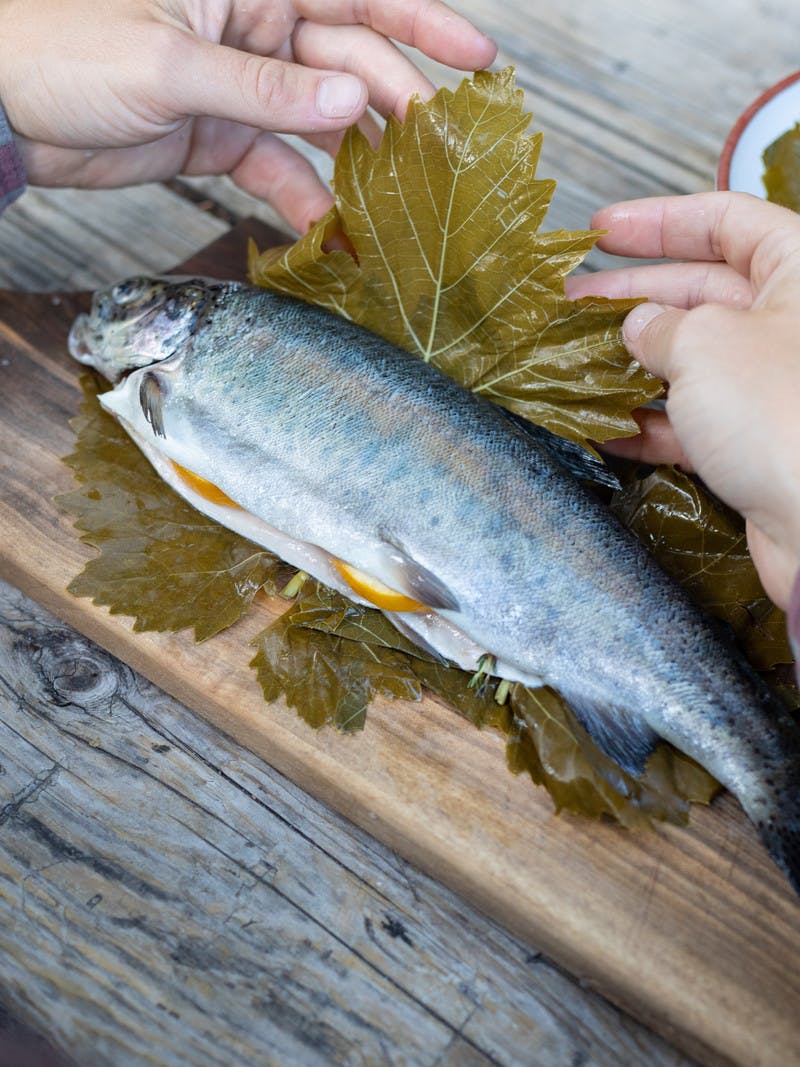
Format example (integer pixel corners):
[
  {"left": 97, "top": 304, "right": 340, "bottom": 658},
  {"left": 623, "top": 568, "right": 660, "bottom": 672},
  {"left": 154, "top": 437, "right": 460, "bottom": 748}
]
[{"left": 0, "top": 92, "right": 26, "bottom": 210}]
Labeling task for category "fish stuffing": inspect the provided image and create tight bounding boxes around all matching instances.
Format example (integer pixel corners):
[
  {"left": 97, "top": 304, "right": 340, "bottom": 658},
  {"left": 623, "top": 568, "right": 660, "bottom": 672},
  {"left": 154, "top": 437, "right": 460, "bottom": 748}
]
[{"left": 69, "top": 275, "right": 800, "bottom": 894}]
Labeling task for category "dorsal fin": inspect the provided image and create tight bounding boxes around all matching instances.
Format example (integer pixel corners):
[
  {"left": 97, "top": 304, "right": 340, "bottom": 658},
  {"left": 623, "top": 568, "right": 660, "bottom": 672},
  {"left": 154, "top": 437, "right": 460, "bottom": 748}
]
[{"left": 498, "top": 408, "right": 621, "bottom": 491}]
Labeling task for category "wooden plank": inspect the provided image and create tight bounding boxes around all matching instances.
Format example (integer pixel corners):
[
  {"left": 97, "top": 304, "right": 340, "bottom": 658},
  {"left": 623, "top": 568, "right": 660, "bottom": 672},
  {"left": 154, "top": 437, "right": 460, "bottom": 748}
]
[
  {"left": 0, "top": 579, "right": 694, "bottom": 1067},
  {"left": 0, "top": 185, "right": 227, "bottom": 291},
  {"left": 0, "top": 219, "right": 798, "bottom": 1067}
]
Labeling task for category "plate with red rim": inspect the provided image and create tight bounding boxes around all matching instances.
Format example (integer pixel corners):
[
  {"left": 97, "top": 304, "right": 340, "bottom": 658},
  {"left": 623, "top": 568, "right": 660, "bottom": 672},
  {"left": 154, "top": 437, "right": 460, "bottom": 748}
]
[{"left": 718, "top": 70, "right": 800, "bottom": 194}]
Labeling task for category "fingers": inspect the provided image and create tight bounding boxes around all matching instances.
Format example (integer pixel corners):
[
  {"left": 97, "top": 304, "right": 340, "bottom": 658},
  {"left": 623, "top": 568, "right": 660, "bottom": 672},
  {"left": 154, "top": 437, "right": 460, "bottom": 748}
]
[
  {"left": 292, "top": 21, "right": 437, "bottom": 119},
  {"left": 591, "top": 191, "right": 800, "bottom": 278},
  {"left": 227, "top": 131, "right": 335, "bottom": 234},
  {"left": 620, "top": 300, "right": 756, "bottom": 398},
  {"left": 599, "top": 409, "right": 692, "bottom": 469},
  {"left": 180, "top": 115, "right": 336, "bottom": 233},
  {"left": 161, "top": 0, "right": 495, "bottom": 139},
  {"left": 302, "top": 107, "right": 385, "bottom": 158},
  {"left": 565, "top": 260, "right": 754, "bottom": 309},
  {"left": 171, "top": 38, "right": 369, "bottom": 132},
  {"left": 294, "top": 0, "right": 497, "bottom": 70}
]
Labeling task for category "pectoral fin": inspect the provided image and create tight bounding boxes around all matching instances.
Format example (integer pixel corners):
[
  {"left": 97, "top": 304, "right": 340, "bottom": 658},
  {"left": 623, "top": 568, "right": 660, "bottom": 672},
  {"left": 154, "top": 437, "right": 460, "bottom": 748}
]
[
  {"left": 139, "top": 372, "right": 166, "bottom": 438},
  {"left": 332, "top": 540, "right": 459, "bottom": 615},
  {"left": 380, "top": 540, "right": 460, "bottom": 612}
]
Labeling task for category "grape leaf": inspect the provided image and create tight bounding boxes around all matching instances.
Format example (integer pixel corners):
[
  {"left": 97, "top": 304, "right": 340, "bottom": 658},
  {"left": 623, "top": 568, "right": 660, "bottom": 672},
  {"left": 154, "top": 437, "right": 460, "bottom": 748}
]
[
  {"left": 249, "top": 67, "right": 663, "bottom": 449},
  {"left": 250, "top": 584, "right": 423, "bottom": 733},
  {"left": 763, "top": 122, "right": 800, "bottom": 211},
  {"left": 611, "top": 465, "right": 793, "bottom": 670},
  {"left": 246, "top": 210, "right": 361, "bottom": 318},
  {"left": 251, "top": 582, "right": 718, "bottom": 825},
  {"left": 58, "top": 375, "right": 288, "bottom": 641},
  {"left": 506, "top": 685, "right": 718, "bottom": 828}
]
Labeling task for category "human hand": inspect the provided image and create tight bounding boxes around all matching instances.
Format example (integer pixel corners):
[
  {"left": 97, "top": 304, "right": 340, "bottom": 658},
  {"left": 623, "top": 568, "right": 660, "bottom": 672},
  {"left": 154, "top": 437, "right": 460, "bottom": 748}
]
[
  {"left": 0, "top": 0, "right": 495, "bottom": 232},
  {"left": 566, "top": 192, "right": 800, "bottom": 607}
]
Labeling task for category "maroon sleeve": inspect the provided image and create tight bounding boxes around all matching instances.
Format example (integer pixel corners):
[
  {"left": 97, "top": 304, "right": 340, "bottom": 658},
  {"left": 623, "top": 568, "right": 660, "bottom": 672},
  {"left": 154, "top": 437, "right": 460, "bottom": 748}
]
[
  {"left": 789, "top": 565, "right": 800, "bottom": 688},
  {"left": 0, "top": 99, "right": 26, "bottom": 211}
]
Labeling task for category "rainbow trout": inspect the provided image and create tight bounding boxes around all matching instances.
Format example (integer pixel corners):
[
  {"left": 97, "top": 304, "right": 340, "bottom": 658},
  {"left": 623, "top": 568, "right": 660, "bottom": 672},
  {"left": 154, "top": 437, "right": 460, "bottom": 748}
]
[{"left": 69, "top": 276, "right": 800, "bottom": 894}]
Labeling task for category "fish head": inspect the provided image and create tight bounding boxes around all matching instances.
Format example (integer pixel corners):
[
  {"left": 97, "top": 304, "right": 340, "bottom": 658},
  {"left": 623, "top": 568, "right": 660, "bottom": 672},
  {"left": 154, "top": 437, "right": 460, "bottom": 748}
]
[{"left": 68, "top": 275, "right": 236, "bottom": 383}]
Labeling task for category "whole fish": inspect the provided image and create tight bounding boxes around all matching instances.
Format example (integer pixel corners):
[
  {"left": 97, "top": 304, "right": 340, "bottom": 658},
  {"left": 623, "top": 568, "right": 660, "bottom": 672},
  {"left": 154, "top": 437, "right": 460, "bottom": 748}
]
[{"left": 69, "top": 275, "right": 800, "bottom": 894}]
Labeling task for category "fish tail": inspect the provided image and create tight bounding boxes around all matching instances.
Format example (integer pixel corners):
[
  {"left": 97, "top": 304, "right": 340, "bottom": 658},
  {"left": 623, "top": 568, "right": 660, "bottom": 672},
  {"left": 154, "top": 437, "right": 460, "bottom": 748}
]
[{"left": 747, "top": 777, "right": 800, "bottom": 895}]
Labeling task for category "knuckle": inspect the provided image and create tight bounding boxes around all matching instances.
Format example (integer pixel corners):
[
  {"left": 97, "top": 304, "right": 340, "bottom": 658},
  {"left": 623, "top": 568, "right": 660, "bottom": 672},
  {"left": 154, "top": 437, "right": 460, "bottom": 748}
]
[
  {"left": 751, "top": 230, "right": 796, "bottom": 291},
  {"left": 247, "top": 56, "right": 291, "bottom": 117}
]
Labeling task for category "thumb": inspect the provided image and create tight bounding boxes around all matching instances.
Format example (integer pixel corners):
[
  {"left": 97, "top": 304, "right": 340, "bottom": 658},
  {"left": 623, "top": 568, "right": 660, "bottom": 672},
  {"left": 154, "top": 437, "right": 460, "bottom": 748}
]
[
  {"left": 623, "top": 300, "right": 761, "bottom": 387},
  {"left": 621, "top": 301, "right": 689, "bottom": 382},
  {"left": 170, "top": 38, "right": 368, "bottom": 132}
]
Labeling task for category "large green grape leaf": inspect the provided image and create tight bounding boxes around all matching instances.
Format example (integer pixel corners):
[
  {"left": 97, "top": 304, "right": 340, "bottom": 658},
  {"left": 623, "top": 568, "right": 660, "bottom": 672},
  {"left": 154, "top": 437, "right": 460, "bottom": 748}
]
[
  {"left": 250, "top": 68, "right": 663, "bottom": 449},
  {"left": 250, "top": 583, "right": 423, "bottom": 733}
]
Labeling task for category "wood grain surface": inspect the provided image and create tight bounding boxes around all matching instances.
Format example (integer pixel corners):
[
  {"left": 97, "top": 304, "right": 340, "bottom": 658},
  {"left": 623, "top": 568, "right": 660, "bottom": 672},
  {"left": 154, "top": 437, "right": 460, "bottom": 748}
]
[
  {"left": 1, "top": 218, "right": 798, "bottom": 1067},
  {"left": 4, "top": 2, "right": 800, "bottom": 1062},
  {"left": 0, "top": 578, "right": 694, "bottom": 1067}
]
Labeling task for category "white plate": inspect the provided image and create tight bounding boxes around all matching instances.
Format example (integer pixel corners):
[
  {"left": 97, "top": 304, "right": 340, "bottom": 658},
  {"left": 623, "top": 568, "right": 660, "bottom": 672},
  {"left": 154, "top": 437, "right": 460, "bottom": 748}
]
[{"left": 718, "top": 71, "right": 800, "bottom": 194}]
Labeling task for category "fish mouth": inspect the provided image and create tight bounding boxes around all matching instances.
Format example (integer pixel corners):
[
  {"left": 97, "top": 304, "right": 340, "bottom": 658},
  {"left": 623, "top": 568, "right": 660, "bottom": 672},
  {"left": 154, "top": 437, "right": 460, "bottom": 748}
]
[{"left": 68, "top": 313, "right": 96, "bottom": 365}]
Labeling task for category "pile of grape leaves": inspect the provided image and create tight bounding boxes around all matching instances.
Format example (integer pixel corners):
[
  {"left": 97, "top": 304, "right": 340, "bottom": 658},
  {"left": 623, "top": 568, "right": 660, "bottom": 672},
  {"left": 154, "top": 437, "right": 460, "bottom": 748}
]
[{"left": 59, "top": 69, "right": 797, "bottom": 829}]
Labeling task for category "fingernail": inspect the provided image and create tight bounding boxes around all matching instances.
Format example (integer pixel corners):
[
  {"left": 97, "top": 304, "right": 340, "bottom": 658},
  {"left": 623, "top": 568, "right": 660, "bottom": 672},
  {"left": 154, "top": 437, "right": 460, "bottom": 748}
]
[
  {"left": 624, "top": 301, "right": 666, "bottom": 342},
  {"left": 317, "top": 75, "right": 363, "bottom": 119}
]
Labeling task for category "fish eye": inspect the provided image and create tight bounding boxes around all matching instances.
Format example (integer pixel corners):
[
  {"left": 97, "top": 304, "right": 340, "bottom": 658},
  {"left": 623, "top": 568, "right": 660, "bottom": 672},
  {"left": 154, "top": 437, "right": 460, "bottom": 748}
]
[{"left": 112, "top": 278, "right": 147, "bottom": 306}]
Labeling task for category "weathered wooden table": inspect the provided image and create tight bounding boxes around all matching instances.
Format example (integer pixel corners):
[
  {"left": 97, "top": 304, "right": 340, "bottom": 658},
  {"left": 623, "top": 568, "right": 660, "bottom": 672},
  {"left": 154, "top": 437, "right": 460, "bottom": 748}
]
[{"left": 2, "top": 4, "right": 800, "bottom": 1066}]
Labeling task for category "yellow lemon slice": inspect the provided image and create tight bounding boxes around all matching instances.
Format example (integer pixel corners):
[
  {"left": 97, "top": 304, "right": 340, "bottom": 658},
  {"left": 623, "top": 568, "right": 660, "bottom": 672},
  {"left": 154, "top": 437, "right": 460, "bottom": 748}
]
[
  {"left": 170, "top": 460, "right": 242, "bottom": 509},
  {"left": 333, "top": 558, "right": 426, "bottom": 612}
]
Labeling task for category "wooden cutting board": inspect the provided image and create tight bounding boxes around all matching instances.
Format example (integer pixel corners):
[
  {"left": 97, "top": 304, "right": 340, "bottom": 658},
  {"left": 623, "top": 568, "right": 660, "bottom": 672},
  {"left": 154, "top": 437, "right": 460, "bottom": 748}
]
[{"left": 1, "top": 220, "right": 798, "bottom": 1067}]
